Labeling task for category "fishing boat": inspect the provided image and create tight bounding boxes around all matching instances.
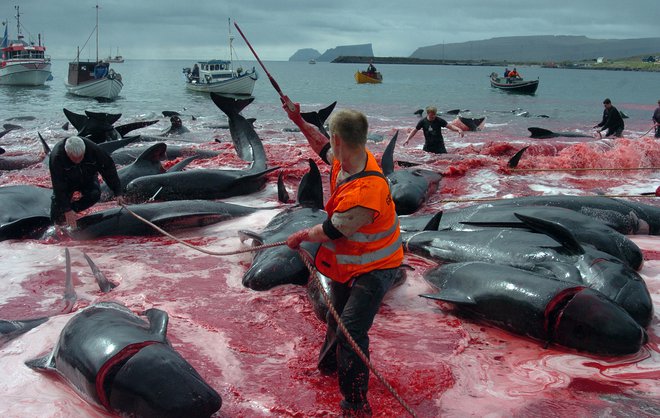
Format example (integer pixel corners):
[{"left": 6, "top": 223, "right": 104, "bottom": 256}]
[
  {"left": 355, "top": 71, "right": 382, "bottom": 84},
  {"left": 182, "top": 19, "right": 257, "bottom": 95},
  {"left": 65, "top": 3, "right": 123, "bottom": 100},
  {"left": 0, "top": 6, "right": 52, "bottom": 86},
  {"left": 105, "top": 48, "right": 124, "bottom": 63},
  {"left": 489, "top": 72, "right": 539, "bottom": 94}
]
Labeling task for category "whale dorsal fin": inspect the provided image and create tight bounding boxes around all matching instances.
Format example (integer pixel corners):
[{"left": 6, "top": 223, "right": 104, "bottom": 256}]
[
  {"left": 514, "top": 212, "right": 584, "bottom": 255},
  {"left": 143, "top": 308, "right": 169, "bottom": 338}
]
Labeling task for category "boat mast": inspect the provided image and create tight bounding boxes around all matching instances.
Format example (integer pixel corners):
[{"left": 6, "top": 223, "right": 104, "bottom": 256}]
[
  {"left": 95, "top": 3, "right": 99, "bottom": 63},
  {"left": 228, "top": 18, "right": 234, "bottom": 72}
]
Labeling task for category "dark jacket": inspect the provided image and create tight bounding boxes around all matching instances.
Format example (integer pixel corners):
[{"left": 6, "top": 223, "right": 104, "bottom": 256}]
[
  {"left": 49, "top": 137, "right": 121, "bottom": 213},
  {"left": 597, "top": 106, "right": 625, "bottom": 131}
]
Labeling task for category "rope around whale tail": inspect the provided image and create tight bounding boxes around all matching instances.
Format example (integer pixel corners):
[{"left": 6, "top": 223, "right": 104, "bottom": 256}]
[{"left": 118, "top": 204, "right": 418, "bottom": 417}]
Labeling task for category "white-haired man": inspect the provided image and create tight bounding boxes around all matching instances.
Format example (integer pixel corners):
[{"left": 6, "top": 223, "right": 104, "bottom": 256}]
[{"left": 49, "top": 136, "right": 123, "bottom": 229}]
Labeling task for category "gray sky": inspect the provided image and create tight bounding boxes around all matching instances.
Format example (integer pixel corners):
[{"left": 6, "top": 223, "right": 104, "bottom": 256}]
[{"left": 3, "top": 0, "right": 659, "bottom": 61}]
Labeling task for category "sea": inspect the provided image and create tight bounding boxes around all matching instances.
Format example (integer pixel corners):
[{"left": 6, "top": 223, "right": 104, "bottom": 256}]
[{"left": 0, "top": 60, "right": 659, "bottom": 417}]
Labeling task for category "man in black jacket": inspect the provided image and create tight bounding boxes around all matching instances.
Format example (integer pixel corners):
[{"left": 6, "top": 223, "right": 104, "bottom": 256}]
[
  {"left": 49, "top": 136, "right": 124, "bottom": 229},
  {"left": 595, "top": 98, "right": 625, "bottom": 138}
]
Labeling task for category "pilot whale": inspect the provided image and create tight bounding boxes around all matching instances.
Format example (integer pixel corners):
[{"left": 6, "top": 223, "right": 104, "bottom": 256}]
[
  {"left": 25, "top": 301, "right": 221, "bottom": 418},
  {"left": 382, "top": 131, "right": 442, "bottom": 215},
  {"left": 421, "top": 262, "right": 647, "bottom": 356}
]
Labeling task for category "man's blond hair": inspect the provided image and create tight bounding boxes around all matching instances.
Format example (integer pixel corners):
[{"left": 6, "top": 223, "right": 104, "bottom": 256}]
[
  {"left": 426, "top": 106, "right": 437, "bottom": 115},
  {"left": 329, "top": 109, "right": 368, "bottom": 148}
]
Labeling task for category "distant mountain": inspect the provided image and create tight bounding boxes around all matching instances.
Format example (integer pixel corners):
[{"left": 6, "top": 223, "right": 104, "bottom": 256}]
[
  {"left": 289, "top": 48, "right": 321, "bottom": 62},
  {"left": 410, "top": 35, "right": 660, "bottom": 62},
  {"left": 290, "top": 44, "right": 374, "bottom": 62}
]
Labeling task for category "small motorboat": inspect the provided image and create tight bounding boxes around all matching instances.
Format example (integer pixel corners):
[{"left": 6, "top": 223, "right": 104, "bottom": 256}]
[
  {"left": 182, "top": 18, "right": 258, "bottom": 95},
  {"left": 489, "top": 72, "right": 539, "bottom": 94},
  {"left": 355, "top": 70, "right": 382, "bottom": 84}
]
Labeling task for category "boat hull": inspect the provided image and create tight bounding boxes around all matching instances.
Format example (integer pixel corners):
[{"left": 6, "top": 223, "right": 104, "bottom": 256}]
[
  {"left": 490, "top": 74, "right": 539, "bottom": 94},
  {"left": 355, "top": 71, "right": 382, "bottom": 84},
  {"left": 0, "top": 61, "right": 52, "bottom": 86},
  {"left": 65, "top": 77, "right": 123, "bottom": 100},
  {"left": 185, "top": 72, "right": 257, "bottom": 95}
]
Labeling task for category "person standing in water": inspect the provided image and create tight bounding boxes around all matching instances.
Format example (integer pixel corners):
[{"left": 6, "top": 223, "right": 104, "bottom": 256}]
[
  {"left": 403, "top": 106, "right": 464, "bottom": 154},
  {"left": 281, "top": 96, "right": 403, "bottom": 417}
]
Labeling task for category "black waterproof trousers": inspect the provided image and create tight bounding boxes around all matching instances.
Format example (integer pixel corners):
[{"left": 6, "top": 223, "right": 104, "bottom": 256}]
[
  {"left": 50, "top": 178, "right": 101, "bottom": 223},
  {"left": 317, "top": 267, "right": 398, "bottom": 405}
]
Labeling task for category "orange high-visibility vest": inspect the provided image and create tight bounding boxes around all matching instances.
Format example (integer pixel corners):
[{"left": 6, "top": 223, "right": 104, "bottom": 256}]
[{"left": 315, "top": 150, "right": 403, "bottom": 283}]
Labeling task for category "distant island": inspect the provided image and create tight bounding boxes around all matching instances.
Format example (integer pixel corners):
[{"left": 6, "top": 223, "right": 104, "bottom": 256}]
[
  {"left": 331, "top": 55, "right": 660, "bottom": 72},
  {"left": 290, "top": 35, "right": 660, "bottom": 71}
]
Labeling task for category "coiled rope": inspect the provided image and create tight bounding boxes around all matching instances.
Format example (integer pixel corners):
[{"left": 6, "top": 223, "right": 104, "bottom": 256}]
[{"left": 118, "top": 204, "right": 417, "bottom": 417}]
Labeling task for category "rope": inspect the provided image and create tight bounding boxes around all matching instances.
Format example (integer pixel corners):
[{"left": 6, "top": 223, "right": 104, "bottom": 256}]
[
  {"left": 440, "top": 194, "right": 657, "bottom": 204},
  {"left": 119, "top": 203, "right": 417, "bottom": 416},
  {"left": 118, "top": 204, "right": 285, "bottom": 255},
  {"left": 510, "top": 166, "right": 660, "bottom": 173}
]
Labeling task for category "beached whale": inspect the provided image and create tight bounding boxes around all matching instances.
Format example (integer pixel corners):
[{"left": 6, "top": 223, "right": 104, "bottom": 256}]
[
  {"left": 72, "top": 200, "right": 261, "bottom": 239},
  {"left": 25, "top": 301, "right": 221, "bottom": 418},
  {"left": 161, "top": 115, "right": 190, "bottom": 136},
  {"left": 484, "top": 195, "right": 660, "bottom": 235},
  {"left": 0, "top": 185, "right": 52, "bottom": 241},
  {"left": 109, "top": 142, "right": 221, "bottom": 166},
  {"left": 99, "top": 143, "right": 196, "bottom": 201},
  {"left": 401, "top": 195, "right": 660, "bottom": 236},
  {"left": 402, "top": 205, "right": 644, "bottom": 271},
  {"left": 239, "top": 159, "right": 326, "bottom": 290},
  {"left": 528, "top": 127, "right": 593, "bottom": 139},
  {"left": 123, "top": 94, "right": 277, "bottom": 203},
  {"left": 382, "top": 131, "right": 442, "bottom": 215},
  {"left": 421, "top": 262, "right": 647, "bottom": 356},
  {"left": 403, "top": 214, "right": 653, "bottom": 327}
]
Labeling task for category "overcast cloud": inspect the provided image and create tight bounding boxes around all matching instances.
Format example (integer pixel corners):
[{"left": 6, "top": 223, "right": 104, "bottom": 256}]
[{"left": 3, "top": 0, "right": 659, "bottom": 61}]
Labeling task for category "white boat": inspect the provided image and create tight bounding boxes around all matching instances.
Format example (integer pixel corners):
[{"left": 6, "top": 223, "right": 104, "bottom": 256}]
[
  {"left": 0, "top": 6, "right": 52, "bottom": 86},
  {"left": 64, "top": 3, "right": 122, "bottom": 100},
  {"left": 182, "top": 19, "right": 257, "bottom": 95}
]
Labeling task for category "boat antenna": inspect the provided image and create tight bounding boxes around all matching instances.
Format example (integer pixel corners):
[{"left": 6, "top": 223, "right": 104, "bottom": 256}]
[{"left": 15, "top": 5, "right": 23, "bottom": 42}]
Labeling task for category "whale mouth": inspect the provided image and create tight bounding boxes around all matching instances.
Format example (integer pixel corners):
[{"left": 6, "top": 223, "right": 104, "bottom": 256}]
[
  {"left": 543, "top": 286, "right": 586, "bottom": 343},
  {"left": 95, "top": 340, "right": 161, "bottom": 411}
]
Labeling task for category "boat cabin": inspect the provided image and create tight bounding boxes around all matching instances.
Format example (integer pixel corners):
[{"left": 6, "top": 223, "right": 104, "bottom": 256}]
[
  {"left": 67, "top": 61, "right": 112, "bottom": 85},
  {"left": 184, "top": 59, "right": 243, "bottom": 84},
  {"left": 1, "top": 41, "right": 48, "bottom": 62}
]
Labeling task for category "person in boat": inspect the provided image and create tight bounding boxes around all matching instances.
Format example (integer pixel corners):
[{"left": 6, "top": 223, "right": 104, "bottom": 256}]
[
  {"left": 49, "top": 136, "right": 124, "bottom": 229},
  {"left": 653, "top": 99, "right": 660, "bottom": 138},
  {"left": 366, "top": 61, "right": 377, "bottom": 76},
  {"left": 403, "top": 106, "right": 464, "bottom": 154},
  {"left": 594, "top": 98, "right": 625, "bottom": 138},
  {"left": 503, "top": 68, "right": 510, "bottom": 77},
  {"left": 191, "top": 64, "right": 200, "bottom": 81},
  {"left": 281, "top": 96, "right": 404, "bottom": 417},
  {"left": 507, "top": 68, "right": 520, "bottom": 78}
]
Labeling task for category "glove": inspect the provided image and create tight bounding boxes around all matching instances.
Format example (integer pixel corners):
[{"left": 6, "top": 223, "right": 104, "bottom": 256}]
[{"left": 287, "top": 228, "right": 310, "bottom": 249}]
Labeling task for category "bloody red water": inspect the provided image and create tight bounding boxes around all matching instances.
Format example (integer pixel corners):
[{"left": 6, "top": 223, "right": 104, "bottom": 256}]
[{"left": 0, "top": 114, "right": 658, "bottom": 417}]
